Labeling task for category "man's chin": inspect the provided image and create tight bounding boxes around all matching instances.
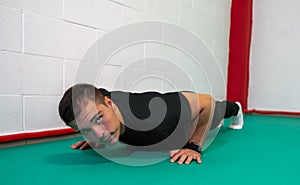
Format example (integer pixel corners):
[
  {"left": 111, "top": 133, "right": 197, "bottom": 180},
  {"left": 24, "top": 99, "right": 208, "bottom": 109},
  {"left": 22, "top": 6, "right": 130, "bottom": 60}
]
[{"left": 106, "top": 139, "right": 118, "bottom": 146}]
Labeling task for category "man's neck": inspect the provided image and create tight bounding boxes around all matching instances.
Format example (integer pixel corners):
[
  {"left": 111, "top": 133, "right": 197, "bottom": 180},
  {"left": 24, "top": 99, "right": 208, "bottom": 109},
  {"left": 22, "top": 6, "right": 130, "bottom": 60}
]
[{"left": 111, "top": 101, "right": 125, "bottom": 135}]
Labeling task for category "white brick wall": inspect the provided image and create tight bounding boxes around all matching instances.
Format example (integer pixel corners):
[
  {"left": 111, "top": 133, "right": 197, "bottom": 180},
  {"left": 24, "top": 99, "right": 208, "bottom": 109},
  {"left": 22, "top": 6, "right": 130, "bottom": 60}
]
[
  {"left": 0, "top": 0, "right": 62, "bottom": 18},
  {"left": 111, "top": 0, "right": 145, "bottom": 11},
  {"left": 24, "top": 12, "right": 97, "bottom": 60},
  {"left": 24, "top": 96, "right": 65, "bottom": 131},
  {"left": 0, "top": 52, "right": 63, "bottom": 95},
  {"left": 122, "top": 6, "right": 145, "bottom": 25},
  {"left": 63, "top": 0, "right": 123, "bottom": 31},
  {"left": 0, "top": 5, "right": 22, "bottom": 52},
  {"left": 146, "top": 0, "right": 180, "bottom": 23},
  {"left": 0, "top": 0, "right": 231, "bottom": 135},
  {"left": 95, "top": 64, "right": 123, "bottom": 90},
  {"left": 64, "top": 59, "right": 80, "bottom": 91},
  {"left": 0, "top": 96, "right": 23, "bottom": 134}
]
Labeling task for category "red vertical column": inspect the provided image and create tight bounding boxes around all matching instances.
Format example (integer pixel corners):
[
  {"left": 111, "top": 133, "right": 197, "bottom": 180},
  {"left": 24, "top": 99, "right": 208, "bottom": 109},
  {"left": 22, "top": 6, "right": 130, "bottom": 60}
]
[{"left": 227, "top": 0, "right": 253, "bottom": 109}]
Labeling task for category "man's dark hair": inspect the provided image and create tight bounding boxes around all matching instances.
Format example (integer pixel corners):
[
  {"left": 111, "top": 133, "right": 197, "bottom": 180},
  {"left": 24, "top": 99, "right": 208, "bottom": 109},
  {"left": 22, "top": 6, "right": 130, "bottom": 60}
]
[{"left": 58, "top": 84, "right": 106, "bottom": 126}]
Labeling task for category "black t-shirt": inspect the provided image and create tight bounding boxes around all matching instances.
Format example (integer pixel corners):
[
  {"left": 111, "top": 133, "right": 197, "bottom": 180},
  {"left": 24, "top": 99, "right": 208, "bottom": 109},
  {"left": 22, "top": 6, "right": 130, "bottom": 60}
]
[{"left": 101, "top": 90, "right": 192, "bottom": 150}]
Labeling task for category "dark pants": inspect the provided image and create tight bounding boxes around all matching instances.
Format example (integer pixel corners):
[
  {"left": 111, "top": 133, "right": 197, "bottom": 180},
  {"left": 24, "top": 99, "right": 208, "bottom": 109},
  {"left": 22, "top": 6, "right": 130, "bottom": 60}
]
[{"left": 211, "top": 101, "right": 239, "bottom": 129}]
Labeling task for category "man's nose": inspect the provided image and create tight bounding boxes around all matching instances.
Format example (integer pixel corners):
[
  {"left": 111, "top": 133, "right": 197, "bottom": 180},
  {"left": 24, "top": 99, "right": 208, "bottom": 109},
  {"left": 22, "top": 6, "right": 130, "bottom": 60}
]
[{"left": 91, "top": 124, "right": 108, "bottom": 138}]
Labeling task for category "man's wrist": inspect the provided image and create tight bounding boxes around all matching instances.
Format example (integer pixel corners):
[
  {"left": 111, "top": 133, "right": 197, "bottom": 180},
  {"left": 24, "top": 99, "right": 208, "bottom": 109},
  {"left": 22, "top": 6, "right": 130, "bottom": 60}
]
[{"left": 183, "top": 142, "right": 202, "bottom": 154}]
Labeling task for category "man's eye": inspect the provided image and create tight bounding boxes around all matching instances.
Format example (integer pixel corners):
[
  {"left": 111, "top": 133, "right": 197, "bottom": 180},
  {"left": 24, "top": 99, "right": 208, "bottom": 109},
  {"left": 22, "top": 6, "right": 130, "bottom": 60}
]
[{"left": 95, "top": 116, "right": 103, "bottom": 124}]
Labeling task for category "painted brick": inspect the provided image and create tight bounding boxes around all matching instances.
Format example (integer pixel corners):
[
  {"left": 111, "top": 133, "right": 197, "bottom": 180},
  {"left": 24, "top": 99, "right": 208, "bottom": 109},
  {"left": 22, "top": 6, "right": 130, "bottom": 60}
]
[
  {"left": 108, "top": 43, "right": 144, "bottom": 66},
  {"left": 123, "top": 0, "right": 145, "bottom": 11},
  {"left": 215, "top": 0, "right": 232, "bottom": 24},
  {"left": 177, "top": 0, "right": 193, "bottom": 7},
  {"left": 145, "top": 43, "right": 200, "bottom": 75},
  {"left": 188, "top": 73, "right": 211, "bottom": 94},
  {"left": 65, "top": 60, "right": 132, "bottom": 91},
  {"left": 162, "top": 72, "right": 194, "bottom": 92},
  {"left": 24, "top": 96, "right": 65, "bottom": 131},
  {"left": 0, "top": 96, "right": 23, "bottom": 134},
  {"left": 97, "top": 30, "right": 106, "bottom": 40},
  {"left": 95, "top": 65, "right": 123, "bottom": 90},
  {"left": 63, "top": 59, "right": 109, "bottom": 91},
  {"left": 145, "top": 0, "right": 180, "bottom": 24},
  {"left": 181, "top": 0, "right": 231, "bottom": 70},
  {"left": 206, "top": 77, "right": 226, "bottom": 100},
  {"left": 122, "top": 6, "right": 145, "bottom": 25},
  {"left": 64, "top": 59, "right": 80, "bottom": 91},
  {"left": 0, "top": 51, "right": 23, "bottom": 94},
  {"left": 21, "top": 54, "right": 63, "bottom": 95},
  {"left": 0, "top": 0, "right": 62, "bottom": 18},
  {"left": 192, "top": 0, "right": 216, "bottom": 14},
  {"left": 112, "top": 0, "right": 145, "bottom": 11},
  {"left": 0, "top": 51, "right": 63, "bottom": 95},
  {"left": 0, "top": 5, "right": 21, "bottom": 52},
  {"left": 212, "top": 37, "right": 230, "bottom": 67},
  {"left": 24, "top": 12, "right": 97, "bottom": 61},
  {"left": 63, "top": 0, "right": 123, "bottom": 31},
  {"left": 117, "top": 66, "right": 163, "bottom": 92},
  {"left": 180, "top": 4, "right": 208, "bottom": 41},
  {"left": 191, "top": 0, "right": 231, "bottom": 28},
  {"left": 69, "top": 60, "right": 106, "bottom": 86},
  {"left": 95, "top": 22, "right": 163, "bottom": 68},
  {"left": 180, "top": 4, "right": 231, "bottom": 72}
]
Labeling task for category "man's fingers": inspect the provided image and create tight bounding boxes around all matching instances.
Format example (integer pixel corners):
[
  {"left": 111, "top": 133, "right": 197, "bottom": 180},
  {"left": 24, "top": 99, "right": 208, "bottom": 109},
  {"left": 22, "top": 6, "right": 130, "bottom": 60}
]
[
  {"left": 178, "top": 154, "right": 188, "bottom": 164},
  {"left": 169, "top": 150, "right": 180, "bottom": 157},
  {"left": 196, "top": 156, "right": 202, "bottom": 164},
  {"left": 79, "top": 142, "right": 90, "bottom": 150},
  {"left": 185, "top": 155, "right": 194, "bottom": 164},
  {"left": 170, "top": 150, "right": 188, "bottom": 164},
  {"left": 170, "top": 149, "right": 202, "bottom": 164},
  {"left": 170, "top": 150, "right": 183, "bottom": 163},
  {"left": 71, "top": 140, "right": 86, "bottom": 149}
]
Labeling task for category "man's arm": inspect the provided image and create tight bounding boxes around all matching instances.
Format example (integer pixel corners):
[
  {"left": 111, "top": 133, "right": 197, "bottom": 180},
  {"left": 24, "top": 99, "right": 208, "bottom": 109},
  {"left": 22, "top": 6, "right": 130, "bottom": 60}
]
[
  {"left": 189, "top": 97, "right": 215, "bottom": 148},
  {"left": 71, "top": 140, "right": 105, "bottom": 150},
  {"left": 170, "top": 93, "right": 215, "bottom": 164}
]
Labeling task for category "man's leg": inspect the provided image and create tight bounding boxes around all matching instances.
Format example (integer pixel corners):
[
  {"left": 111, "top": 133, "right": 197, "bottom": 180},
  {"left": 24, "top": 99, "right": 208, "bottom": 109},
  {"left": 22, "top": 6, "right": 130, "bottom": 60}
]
[{"left": 211, "top": 100, "right": 244, "bottom": 129}]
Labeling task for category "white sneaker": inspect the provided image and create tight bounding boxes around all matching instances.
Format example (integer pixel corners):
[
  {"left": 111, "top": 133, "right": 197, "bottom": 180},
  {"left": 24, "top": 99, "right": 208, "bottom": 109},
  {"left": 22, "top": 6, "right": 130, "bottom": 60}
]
[
  {"left": 229, "top": 102, "right": 244, "bottom": 129},
  {"left": 217, "top": 120, "right": 224, "bottom": 129}
]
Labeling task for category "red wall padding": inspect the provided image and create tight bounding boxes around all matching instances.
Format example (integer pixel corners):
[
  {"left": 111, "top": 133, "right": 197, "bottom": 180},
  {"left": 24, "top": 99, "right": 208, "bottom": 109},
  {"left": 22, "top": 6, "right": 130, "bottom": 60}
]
[
  {"left": 227, "top": 0, "right": 253, "bottom": 109},
  {"left": 0, "top": 128, "right": 76, "bottom": 143}
]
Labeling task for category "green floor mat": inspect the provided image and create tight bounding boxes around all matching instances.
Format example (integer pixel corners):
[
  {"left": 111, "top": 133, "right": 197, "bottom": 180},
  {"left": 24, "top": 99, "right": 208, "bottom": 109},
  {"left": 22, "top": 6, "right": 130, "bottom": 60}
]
[{"left": 1, "top": 115, "right": 299, "bottom": 185}]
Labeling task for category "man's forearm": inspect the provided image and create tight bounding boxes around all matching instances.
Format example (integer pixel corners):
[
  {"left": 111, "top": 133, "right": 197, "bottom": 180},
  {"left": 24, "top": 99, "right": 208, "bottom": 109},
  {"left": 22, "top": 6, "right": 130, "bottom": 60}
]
[{"left": 189, "top": 100, "right": 215, "bottom": 148}]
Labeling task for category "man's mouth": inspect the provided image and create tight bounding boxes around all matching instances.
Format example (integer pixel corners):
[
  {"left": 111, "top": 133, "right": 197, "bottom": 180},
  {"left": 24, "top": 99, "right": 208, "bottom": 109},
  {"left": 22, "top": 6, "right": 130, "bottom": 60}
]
[{"left": 109, "top": 128, "right": 117, "bottom": 136}]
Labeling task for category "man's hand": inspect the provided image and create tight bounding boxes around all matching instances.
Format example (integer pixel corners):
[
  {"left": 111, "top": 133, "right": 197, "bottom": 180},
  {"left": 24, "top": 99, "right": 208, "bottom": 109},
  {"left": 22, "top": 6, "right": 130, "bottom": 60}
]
[
  {"left": 71, "top": 140, "right": 105, "bottom": 150},
  {"left": 169, "top": 149, "right": 201, "bottom": 164}
]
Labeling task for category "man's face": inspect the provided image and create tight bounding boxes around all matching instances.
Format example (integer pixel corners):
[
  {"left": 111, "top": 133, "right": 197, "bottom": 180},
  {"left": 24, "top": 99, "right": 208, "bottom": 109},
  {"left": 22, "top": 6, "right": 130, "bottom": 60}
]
[{"left": 69, "top": 98, "right": 121, "bottom": 146}]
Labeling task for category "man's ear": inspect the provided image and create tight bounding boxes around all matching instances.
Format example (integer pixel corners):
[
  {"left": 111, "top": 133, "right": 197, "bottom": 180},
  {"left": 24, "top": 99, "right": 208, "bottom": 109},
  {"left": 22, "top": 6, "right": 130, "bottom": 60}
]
[{"left": 104, "top": 96, "right": 112, "bottom": 107}]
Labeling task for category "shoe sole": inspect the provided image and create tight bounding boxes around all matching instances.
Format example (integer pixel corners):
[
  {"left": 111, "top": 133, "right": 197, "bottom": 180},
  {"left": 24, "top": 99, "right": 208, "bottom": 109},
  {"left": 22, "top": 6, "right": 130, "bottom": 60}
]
[{"left": 229, "top": 124, "right": 243, "bottom": 129}]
